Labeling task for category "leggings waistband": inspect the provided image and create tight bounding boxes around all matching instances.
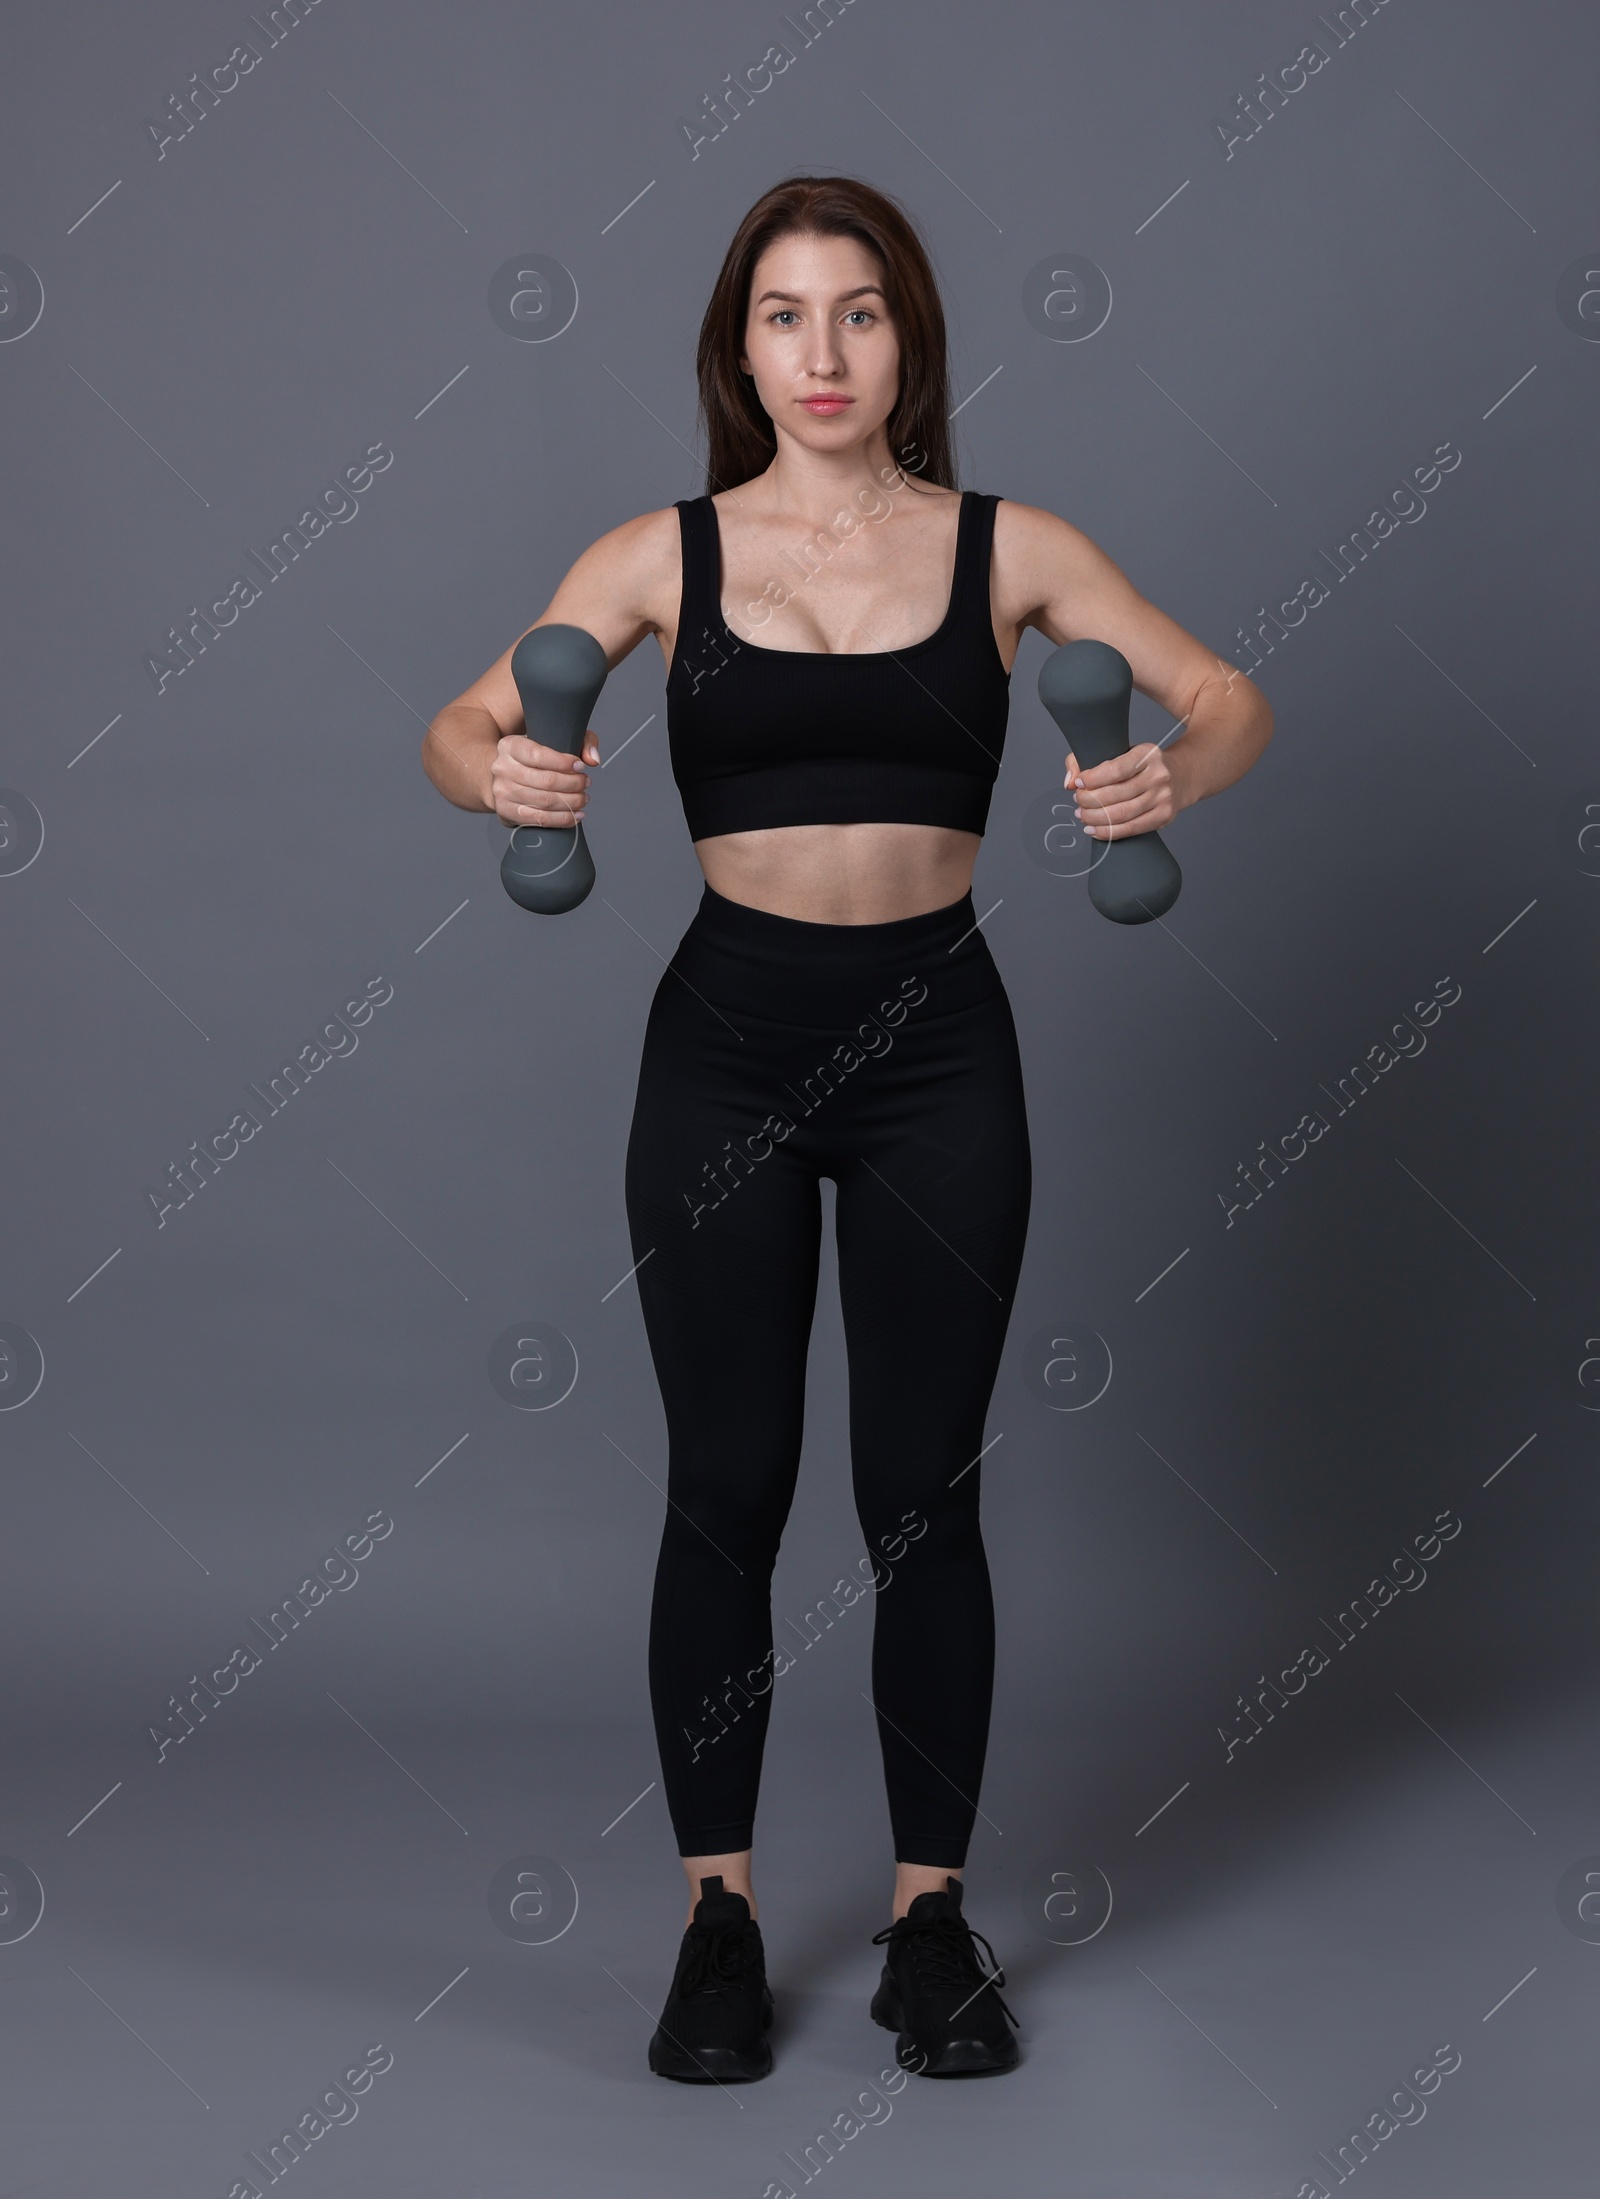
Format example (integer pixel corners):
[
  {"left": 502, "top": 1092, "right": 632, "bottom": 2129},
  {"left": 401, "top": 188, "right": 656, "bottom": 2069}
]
[{"left": 669, "top": 881, "right": 1004, "bottom": 1026}]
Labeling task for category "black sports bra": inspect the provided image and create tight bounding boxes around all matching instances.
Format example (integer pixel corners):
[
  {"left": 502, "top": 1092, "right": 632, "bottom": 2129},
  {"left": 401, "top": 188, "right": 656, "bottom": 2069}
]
[{"left": 665, "top": 490, "right": 1011, "bottom": 841}]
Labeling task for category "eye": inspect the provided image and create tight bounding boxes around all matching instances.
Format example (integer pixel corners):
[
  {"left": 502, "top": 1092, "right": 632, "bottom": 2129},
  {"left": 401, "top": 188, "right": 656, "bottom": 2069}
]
[
  {"left": 844, "top": 309, "right": 876, "bottom": 326},
  {"left": 769, "top": 309, "right": 800, "bottom": 326}
]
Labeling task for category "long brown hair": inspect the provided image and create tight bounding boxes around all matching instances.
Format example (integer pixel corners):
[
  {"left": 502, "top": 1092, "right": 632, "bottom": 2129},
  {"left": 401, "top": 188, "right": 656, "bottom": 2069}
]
[{"left": 694, "top": 174, "right": 955, "bottom": 497}]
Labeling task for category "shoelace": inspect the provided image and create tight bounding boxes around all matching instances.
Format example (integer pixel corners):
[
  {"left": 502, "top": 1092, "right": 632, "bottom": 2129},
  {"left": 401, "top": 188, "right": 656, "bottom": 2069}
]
[
  {"left": 871, "top": 1912, "right": 1018, "bottom": 2028},
  {"left": 677, "top": 1917, "right": 759, "bottom": 1999}
]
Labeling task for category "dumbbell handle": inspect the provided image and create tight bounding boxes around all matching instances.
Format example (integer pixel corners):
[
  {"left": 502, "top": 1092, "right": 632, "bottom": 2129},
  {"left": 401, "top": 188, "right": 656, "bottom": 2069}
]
[
  {"left": 1036, "top": 639, "right": 1183, "bottom": 925},
  {"left": 499, "top": 624, "right": 609, "bottom": 915}
]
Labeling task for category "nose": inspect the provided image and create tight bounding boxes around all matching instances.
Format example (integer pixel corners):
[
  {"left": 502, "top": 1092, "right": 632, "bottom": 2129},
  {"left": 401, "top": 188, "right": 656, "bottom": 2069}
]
[{"left": 804, "top": 322, "right": 845, "bottom": 379}]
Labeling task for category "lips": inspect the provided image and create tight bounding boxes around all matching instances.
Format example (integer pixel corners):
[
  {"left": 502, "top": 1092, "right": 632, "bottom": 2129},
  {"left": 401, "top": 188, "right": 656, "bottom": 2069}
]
[{"left": 800, "top": 397, "right": 852, "bottom": 413}]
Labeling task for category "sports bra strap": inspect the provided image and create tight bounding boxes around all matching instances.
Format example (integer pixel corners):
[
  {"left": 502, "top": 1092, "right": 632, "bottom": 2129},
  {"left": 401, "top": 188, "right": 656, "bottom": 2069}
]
[
  {"left": 953, "top": 491, "right": 999, "bottom": 628},
  {"left": 674, "top": 495, "right": 722, "bottom": 639}
]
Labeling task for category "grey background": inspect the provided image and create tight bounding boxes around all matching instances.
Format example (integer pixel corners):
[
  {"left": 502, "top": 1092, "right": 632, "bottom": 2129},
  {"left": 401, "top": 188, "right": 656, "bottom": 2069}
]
[{"left": 2, "top": 0, "right": 1596, "bottom": 2191}]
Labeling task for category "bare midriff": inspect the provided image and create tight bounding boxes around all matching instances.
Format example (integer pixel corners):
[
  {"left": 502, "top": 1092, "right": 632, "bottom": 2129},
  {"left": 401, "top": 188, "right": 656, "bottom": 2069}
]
[{"left": 693, "top": 821, "right": 981, "bottom": 925}]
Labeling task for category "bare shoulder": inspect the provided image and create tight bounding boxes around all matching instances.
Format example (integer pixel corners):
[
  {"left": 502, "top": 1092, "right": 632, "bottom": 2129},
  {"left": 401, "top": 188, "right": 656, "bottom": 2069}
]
[
  {"left": 991, "top": 496, "right": 1130, "bottom": 622},
  {"left": 442, "top": 504, "right": 684, "bottom": 733},
  {"left": 989, "top": 494, "right": 1239, "bottom": 719},
  {"left": 539, "top": 503, "right": 684, "bottom": 662}
]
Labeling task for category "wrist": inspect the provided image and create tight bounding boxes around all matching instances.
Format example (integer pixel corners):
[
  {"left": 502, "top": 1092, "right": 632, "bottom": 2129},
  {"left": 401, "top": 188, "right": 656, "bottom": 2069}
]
[
  {"left": 478, "top": 715, "right": 504, "bottom": 814},
  {"left": 1165, "top": 738, "right": 1201, "bottom": 816}
]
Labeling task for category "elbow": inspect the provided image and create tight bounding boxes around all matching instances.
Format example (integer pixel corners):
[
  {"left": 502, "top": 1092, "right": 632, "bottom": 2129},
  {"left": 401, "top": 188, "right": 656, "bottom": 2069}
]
[
  {"left": 421, "top": 698, "right": 497, "bottom": 812},
  {"left": 1254, "top": 686, "right": 1276, "bottom": 752},
  {"left": 1229, "top": 667, "right": 1273, "bottom": 753},
  {"left": 420, "top": 715, "right": 465, "bottom": 805}
]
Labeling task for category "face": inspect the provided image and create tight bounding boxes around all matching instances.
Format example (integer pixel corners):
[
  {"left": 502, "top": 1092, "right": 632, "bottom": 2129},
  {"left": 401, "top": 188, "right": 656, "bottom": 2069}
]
[{"left": 738, "top": 230, "right": 900, "bottom": 457}]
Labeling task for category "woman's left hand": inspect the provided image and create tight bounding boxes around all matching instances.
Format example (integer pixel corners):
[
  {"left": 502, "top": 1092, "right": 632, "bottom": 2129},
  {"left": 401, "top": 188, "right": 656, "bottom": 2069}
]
[{"left": 1065, "top": 742, "right": 1186, "bottom": 838}]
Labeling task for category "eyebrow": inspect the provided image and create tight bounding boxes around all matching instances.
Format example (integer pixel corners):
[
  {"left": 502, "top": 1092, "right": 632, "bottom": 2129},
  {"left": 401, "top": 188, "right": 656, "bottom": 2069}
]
[{"left": 752, "top": 285, "right": 887, "bottom": 306}]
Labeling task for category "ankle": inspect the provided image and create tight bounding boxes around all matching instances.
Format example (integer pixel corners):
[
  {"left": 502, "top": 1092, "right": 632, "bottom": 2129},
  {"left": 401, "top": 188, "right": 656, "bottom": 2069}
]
[
  {"left": 685, "top": 1895, "right": 757, "bottom": 1928},
  {"left": 682, "top": 1853, "right": 756, "bottom": 1927},
  {"left": 892, "top": 1863, "right": 962, "bottom": 1920}
]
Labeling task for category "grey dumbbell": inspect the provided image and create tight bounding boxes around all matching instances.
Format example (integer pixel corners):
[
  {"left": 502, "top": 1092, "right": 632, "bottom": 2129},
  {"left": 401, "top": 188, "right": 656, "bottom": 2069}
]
[
  {"left": 499, "top": 624, "right": 609, "bottom": 915},
  {"left": 1037, "top": 639, "right": 1182, "bottom": 924}
]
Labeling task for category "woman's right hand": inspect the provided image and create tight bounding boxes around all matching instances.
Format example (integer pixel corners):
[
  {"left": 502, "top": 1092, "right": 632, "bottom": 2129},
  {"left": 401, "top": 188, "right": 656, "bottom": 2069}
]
[{"left": 489, "top": 729, "right": 600, "bottom": 828}]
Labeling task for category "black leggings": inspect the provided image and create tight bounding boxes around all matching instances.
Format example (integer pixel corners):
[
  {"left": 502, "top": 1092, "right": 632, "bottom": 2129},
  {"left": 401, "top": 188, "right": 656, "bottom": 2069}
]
[{"left": 623, "top": 882, "right": 1031, "bottom": 1866}]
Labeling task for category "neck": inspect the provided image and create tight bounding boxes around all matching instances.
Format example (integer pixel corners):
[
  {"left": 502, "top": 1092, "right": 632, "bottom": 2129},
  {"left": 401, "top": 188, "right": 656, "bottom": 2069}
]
[{"left": 747, "top": 430, "right": 927, "bottom": 521}]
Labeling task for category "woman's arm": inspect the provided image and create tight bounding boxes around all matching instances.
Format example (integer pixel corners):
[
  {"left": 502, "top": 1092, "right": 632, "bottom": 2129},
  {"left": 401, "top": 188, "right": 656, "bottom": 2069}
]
[
  {"left": 993, "top": 500, "right": 1274, "bottom": 839},
  {"left": 420, "top": 505, "right": 680, "bottom": 822}
]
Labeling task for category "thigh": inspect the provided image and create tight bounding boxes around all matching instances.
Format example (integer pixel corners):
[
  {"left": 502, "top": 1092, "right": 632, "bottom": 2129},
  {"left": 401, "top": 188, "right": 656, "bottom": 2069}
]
[
  {"left": 830, "top": 987, "right": 1032, "bottom": 1517},
  {"left": 624, "top": 978, "right": 825, "bottom": 1527}
]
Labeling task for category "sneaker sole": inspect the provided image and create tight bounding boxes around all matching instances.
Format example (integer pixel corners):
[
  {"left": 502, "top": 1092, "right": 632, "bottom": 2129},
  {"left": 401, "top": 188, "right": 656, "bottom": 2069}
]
[
  {"left": 648, "top": 2032, "right": 773, "bottom": 2083},
  {"left": 648, "top": 1992, "right": 775, "bottom": 2084},
  {"left": 870, "top": 1982, "right": 1020, "bottom": 2078}
]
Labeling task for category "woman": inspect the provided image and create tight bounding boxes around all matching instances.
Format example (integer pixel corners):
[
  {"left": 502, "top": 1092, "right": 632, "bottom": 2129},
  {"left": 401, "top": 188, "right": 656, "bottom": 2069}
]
[{"left": 422, "top": 174, "right": 1273, "bottom": 2084}]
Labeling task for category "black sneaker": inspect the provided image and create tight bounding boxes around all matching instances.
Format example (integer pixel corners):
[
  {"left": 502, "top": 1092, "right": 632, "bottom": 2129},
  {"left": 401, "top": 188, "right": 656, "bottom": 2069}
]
[
  {"left": 870, "top": 1877, "right": 1020, "bottom": 2077},
  {"left": 648, "top": 1876, "right": 774, "bottom": 2083}
]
